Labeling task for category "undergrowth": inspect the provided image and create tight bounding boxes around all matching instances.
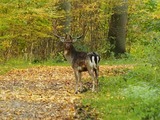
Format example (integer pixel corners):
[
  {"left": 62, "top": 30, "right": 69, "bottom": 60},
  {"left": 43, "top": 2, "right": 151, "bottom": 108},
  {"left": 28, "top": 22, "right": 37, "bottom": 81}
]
[
  {"left": 82, "top": 64, "right": 160, "bottom": 120},
  {"left": 82, "top": 34, "right": 160, "bottom": 120}
]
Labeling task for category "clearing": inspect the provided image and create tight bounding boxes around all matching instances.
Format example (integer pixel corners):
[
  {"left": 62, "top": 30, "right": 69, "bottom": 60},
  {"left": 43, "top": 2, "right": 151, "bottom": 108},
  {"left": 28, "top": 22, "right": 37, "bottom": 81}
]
[{"left": 0, "top": 65, "right": 133, "bottom": 119}]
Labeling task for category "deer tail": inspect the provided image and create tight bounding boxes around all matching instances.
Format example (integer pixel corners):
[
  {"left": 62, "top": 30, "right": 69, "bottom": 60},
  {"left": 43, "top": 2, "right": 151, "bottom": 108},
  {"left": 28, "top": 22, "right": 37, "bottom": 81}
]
[{"left": 88, "top": 52, "right": 100, "bottom": 69}]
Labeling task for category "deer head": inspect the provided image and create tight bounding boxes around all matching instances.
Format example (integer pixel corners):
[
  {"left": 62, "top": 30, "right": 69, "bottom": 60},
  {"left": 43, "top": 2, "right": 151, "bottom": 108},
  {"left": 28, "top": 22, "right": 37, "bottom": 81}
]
[
  {"left": 54, "top": 33, "right": 83, "bottom": 42},
  {"left": 54, "top": 34, "right": 83, "bottom": 50}
]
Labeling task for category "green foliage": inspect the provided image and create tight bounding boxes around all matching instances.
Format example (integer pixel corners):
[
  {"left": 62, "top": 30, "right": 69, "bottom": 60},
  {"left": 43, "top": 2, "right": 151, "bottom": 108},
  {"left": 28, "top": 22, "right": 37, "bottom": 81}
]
[
  {"left": 0, "top": 58, "right": 32, "bottom": 75},
  {"left": 122, "top": 65, "right": 160, "bottom": 120},
  {"left": 82, "top": 25, "right": 160, "bottom": 119},
  {"left": 52, "top": 51, "right": 65, "bottom": 63},
  {"left": 82, "top": 64, "right": 160, "bottom": 119},
  {"left": 0, "top": 0, "right": 56, "bottom": 61},
  {"left": 0, "top": 0, "right": 160, "bottom": 61}
]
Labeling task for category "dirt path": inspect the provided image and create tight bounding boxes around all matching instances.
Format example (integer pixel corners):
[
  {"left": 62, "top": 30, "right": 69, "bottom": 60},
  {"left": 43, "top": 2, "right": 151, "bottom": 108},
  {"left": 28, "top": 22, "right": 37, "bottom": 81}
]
[{"left": 0, "top": 65, "right": 133, "bottom": 119}]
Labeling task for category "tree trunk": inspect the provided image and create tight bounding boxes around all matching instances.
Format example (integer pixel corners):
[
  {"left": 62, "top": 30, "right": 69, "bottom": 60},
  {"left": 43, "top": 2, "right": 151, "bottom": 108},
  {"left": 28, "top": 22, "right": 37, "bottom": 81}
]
[
  {"left": 62, "top": 0, "right": 71, "bottom": 34},
  {"left": 108, "top": 0, "right": 128, "bottom": 56}
]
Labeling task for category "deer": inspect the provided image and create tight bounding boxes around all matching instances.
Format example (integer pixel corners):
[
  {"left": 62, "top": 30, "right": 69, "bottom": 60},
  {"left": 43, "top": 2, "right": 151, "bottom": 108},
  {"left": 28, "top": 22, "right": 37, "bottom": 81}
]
[{"left": 54, "top": 34, "right": 100, "bottom": 94}]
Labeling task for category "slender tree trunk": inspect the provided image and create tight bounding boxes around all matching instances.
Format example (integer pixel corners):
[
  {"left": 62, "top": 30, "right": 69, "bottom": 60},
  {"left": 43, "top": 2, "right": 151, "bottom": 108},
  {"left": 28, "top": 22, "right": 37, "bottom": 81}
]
[
  {"left": 108, "top": 0, "right": 128, "bottom": 56},
  {"left": 62, "top": 0, "right": 71, "bottom": 34},
  {"left": 29, "top": 43, "right": 34, "bottom": 62},
  {"left": 23, "top": 48, "right": 28, "bottom": 61}
]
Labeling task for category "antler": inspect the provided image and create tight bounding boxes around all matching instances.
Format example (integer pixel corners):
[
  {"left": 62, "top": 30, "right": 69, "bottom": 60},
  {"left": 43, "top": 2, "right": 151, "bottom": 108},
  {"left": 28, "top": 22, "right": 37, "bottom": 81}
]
[
  {"left": 72, "top": 24, "right": 88, "bottom": 42},
  {"left": 76, "top": 35, "right": 84, "bottom": 39},
  {"left": 54, "top": 33, "right": 65, "bottom": 42},
  {"left": 72, "top": 34, "right": 84, "bottom": 42}
]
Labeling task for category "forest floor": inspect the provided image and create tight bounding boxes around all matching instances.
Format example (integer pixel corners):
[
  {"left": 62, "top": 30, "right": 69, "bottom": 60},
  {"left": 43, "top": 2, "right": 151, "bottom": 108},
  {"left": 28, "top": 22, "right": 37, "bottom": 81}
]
[{"left": 0, "top": 65, "right": 133, "bottom": 119}]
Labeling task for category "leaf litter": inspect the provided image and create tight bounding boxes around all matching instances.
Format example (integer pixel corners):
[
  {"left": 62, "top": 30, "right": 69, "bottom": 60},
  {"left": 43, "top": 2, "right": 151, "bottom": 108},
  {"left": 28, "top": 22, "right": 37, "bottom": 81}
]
[{"left": 0, "top": 65, "right": 133, "bottom": 119}]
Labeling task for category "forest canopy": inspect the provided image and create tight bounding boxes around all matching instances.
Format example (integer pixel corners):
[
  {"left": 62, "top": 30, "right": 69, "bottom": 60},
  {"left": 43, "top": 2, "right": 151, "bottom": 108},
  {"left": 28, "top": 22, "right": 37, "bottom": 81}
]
[{"left": 0, "top": 0, "right": 160, "bottom": 62}]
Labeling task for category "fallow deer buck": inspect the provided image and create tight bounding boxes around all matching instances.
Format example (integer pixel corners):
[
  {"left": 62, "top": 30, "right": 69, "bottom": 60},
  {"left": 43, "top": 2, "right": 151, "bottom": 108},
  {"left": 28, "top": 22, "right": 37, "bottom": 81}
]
[{"left": 55, "top": 34, "right": 100, "bottom": 94}]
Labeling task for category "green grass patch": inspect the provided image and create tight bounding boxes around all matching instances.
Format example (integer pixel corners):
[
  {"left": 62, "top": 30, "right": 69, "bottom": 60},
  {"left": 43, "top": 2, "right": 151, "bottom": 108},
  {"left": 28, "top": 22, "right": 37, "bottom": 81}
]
[
  {"left": 0, "top": 58, "right": 69, "bottom": 75},
  {"left": 0, "top": 59, "right": 32, "bottom": 75},
  {"left": 82, "top": 65, "right": 160, "bottom": 120}
]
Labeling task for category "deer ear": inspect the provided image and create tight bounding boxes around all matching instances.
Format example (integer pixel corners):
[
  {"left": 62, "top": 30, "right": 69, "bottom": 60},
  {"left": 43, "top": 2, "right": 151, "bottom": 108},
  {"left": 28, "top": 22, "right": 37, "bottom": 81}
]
[
  {"left": 60, "top": 37, "right": 65, "bottom": 42},
  {"left": 72, "top": 38, "right": 77, "bottom": 42}
]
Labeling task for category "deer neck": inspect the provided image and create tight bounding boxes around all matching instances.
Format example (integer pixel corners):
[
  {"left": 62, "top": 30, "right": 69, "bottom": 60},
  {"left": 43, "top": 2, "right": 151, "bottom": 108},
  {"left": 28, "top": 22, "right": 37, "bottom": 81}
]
[{"left": 64, "top": 45, "right": 76, "bottom": 64}]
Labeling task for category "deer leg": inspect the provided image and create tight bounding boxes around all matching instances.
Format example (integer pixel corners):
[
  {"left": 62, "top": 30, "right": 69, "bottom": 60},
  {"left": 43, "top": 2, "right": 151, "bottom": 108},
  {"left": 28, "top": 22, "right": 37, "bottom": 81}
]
[
  {"left": 88, "top": 69, "right": 96, "bottom": 92},
  {"left": 74, "top": 70, "right": 78, "bottom": 94},
  {"left": 74, "top": 70, "right": 81, "bottom": 94},
  {"left": 94, "top": 69, "right": 99, "bottom": 91},
  {"left": 79, "top": 72, "right": 83, "bottom": 92}
]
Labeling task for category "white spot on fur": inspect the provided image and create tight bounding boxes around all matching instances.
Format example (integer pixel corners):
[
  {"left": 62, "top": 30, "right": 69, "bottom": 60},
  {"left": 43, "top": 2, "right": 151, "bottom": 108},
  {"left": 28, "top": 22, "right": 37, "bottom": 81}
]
[
  {"left": 78, "top": 66, "right": 82, "bottom": 70},
  {"left": 89, "top": 56, "right": 97, "bottom": 69},
  {"left": 97, "top": 56, "right": 100, "bottom": 64}
]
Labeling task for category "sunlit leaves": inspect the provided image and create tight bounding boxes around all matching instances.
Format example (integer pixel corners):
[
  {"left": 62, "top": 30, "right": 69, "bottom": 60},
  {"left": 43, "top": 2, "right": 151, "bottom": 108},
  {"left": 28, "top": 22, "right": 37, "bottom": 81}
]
[
  {"left": 0, "top": 66, "right": 81, "bottom": 119},
  {"left": 0, "top": 0, "right": 56, "bottom": 60},
  {"left": 0, "top": 64, "right": 134, "bottom": 119}
]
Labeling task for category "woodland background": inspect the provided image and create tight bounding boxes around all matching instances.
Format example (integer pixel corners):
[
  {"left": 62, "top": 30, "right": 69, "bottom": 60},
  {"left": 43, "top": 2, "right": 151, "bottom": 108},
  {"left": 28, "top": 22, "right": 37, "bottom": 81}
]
[
  {"left": 0, "top": 0, "right": 160, "bottom": 119},
  {"left": 0, "top": 0, "right": 159, "bottom": 62}
]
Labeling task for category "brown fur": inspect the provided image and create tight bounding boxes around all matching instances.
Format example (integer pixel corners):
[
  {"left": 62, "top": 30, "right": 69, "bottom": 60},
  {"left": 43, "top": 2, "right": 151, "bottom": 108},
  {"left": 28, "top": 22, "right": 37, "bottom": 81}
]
[{"left": 57, "top": 34, "right": 100, "bottom": 93}]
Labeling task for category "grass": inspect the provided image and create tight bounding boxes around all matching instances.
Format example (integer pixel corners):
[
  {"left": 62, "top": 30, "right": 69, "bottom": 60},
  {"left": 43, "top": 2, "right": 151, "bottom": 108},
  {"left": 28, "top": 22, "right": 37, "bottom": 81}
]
[
  {"left": 1, "top": 57, "right": 160, "bottom": 119},
  {"left": 0, "top": 58, "right": 70, "bottom": 75},
  {"left": 0, "top": 56, "right": 136, "bottom": 75},
  {"left": 0, "top": 59, "right": 28, "bottom": 75},
  {"left": 82, "top": 64, "right": 160, "bottom": 120}
]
